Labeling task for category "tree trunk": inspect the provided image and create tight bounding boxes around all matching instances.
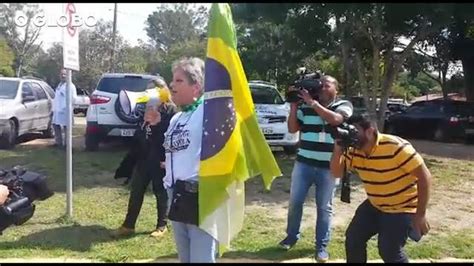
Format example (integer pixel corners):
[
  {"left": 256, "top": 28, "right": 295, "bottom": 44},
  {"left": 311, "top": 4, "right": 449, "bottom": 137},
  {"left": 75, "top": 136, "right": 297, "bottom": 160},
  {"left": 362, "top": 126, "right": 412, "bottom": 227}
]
[
  {"left": 461, "top": 56, "right": 474, "bottom": 102},
  {"left": 341, "top": 41, "right": 352, "bottom": 96},
  {"left": 441, "top": 67, "right": 448, "bottom": 100},
  {"left": 16, "top": 58, "right": 23, "bottom": 77}
]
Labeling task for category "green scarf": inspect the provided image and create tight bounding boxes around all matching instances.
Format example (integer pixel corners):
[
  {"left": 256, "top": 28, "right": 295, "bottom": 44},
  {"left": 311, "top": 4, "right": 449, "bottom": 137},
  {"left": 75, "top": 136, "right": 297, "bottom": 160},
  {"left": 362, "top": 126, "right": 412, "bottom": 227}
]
[{"left": 181, "top": 95, "right": 204, "bottom": 112}]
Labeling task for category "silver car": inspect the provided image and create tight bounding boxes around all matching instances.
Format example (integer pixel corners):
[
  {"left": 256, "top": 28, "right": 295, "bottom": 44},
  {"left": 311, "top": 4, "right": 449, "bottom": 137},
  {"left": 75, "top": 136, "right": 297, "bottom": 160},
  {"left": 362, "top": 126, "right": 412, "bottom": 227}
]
[{"left": 0, "top": 77, "right": 55, "bottom": 149}]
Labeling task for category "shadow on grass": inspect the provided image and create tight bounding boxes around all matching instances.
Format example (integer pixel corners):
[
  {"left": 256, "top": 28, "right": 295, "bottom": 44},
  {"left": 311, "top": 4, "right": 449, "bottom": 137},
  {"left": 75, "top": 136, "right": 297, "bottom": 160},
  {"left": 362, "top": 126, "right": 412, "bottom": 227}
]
[
  {"left": 222, "top": 246, "right": 314, "bottom": 261},
  {"left": 244, "top": 150, "right": 365, "bottom": 206},
  {"left": 0, "top": 224, "right": 117, "bottom": 252}
]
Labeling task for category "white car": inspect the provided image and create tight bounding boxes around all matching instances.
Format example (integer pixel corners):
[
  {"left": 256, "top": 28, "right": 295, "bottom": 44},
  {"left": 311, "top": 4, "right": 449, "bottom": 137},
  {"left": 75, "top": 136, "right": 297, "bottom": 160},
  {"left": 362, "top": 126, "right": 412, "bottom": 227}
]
[
  {"left": 0, "top": 77, "right": 55, "bottom": 149},
  {"left": 249, "top": 80, "right": 299, "bottom": 154},
  {"left": 85, "top": 73, "right": 163, "bottom": 151},
  {"left": 73, "top": 87, "right": 90, "bottom": 116}
]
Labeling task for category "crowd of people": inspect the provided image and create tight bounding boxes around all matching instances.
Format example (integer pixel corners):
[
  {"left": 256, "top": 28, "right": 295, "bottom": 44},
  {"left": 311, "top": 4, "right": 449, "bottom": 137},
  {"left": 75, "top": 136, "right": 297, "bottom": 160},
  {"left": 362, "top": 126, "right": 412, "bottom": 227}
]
[{"left": 2, "top": 56, "right": 431, "bottom": 263}]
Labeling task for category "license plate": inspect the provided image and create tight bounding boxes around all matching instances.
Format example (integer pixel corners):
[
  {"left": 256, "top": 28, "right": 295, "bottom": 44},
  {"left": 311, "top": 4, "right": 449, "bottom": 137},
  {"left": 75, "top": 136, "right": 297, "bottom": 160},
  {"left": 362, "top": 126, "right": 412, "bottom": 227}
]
[
  {"left": 465, "top": 128, "right": 474, "bottom": 135},
  {"left": 121, "top": 129, "right": 135, "bottom": 137},
  {"left": 262, "top": 127, "right": 273, "bottom": 134}
]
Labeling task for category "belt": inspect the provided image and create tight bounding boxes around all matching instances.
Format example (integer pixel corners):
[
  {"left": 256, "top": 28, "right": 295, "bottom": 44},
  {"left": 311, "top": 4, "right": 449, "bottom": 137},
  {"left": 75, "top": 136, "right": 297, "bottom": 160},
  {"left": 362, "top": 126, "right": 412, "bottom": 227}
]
[{"left": 175, "top": 180, "right": 198, "bottom": 193}]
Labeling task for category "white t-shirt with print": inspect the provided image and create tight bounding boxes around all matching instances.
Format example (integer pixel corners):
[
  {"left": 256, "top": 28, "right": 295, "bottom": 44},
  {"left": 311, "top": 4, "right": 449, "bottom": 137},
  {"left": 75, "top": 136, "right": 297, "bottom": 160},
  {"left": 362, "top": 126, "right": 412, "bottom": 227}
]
[{"left": 163, "top": 103, "right": 203, "bottom": 189}]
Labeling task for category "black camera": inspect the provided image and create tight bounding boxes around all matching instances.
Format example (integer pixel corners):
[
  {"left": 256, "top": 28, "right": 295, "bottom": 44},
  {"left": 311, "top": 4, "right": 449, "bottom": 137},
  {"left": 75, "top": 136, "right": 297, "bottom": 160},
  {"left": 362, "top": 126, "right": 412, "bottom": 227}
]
[
  {"left": 330, "top": 122, "right": 360, "bottom": 149},
  {"left": 285, "top": 67, "right": 324, "bottom": 103},
  {"left": 329, "top": 122, "right": 360, "bottom": 204},
  {"left": 0, "top": 166, "right": 54, "bottom": 234}
]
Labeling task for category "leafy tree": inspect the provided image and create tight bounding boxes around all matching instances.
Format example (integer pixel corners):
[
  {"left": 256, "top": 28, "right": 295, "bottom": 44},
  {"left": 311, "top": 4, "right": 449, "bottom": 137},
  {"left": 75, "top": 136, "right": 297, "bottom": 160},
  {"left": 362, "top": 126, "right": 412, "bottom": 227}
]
[
  {"left": 145, "top": 4, "right": 208, "bottom": 52},
  {"left": 232, "top": 4, "right": 332, "bottom": 89},
  {"left": 150, "top": 36, "right": 207, "bottom": 83},
  {"left": 0, "top": 3, "right": 43, "bottom": 77},
  {"left": 449, "top": 4, "right": 474, "bottom": 101},
  {"left": 34, "top": 43, "right": 62, "bottom": 87},
  {"left": 328, "top": 3, "right": 453, "bottom": 127},
  {"left": 0, "top": 38, "right": 15, "bottom": 76}
]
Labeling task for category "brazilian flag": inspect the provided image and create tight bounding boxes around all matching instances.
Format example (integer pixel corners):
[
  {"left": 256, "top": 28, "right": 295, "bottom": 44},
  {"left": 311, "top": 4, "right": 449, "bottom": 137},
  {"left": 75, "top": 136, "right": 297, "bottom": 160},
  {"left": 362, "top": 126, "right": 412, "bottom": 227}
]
[{"left": 199, "top": 3, "right": 282, "bottom": 255}]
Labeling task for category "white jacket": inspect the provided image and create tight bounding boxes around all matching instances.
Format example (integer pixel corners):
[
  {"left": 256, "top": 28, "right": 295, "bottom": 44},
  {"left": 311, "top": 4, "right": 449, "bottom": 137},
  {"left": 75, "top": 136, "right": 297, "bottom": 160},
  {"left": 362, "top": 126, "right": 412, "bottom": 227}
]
[{"left": 52, "top": 81, "right": 78, "bottom": 126}]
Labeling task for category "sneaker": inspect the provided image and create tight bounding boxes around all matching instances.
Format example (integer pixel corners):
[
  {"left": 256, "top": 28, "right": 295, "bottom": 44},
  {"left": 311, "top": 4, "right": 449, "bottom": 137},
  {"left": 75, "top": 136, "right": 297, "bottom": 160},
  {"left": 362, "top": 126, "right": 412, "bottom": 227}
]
[
  {"left": 110, "top": 226, "right": 135, "bottom": 238},
  {"left": 316, "top": 248, "right": 329, "bottom": 263},
  {"left": 150, "top": 226, "right": 167, "bottom": 238},
  {"left": 278, "top": 236, "right": 297, "bottom": 250}
]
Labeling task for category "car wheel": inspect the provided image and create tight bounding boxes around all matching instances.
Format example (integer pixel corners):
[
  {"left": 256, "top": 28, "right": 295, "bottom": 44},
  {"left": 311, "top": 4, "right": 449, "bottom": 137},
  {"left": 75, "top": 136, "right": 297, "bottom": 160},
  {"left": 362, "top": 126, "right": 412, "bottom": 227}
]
[
  {"left": 433, "top": 126, "right": 447, "bottom": 142},
  {"left": 85, "top": 133, "right": 99, "bottom": 151},
  {"left": 42, "top": 119, "right": 54, "bottom": 138},
  {"left": 283, "top": 145, "right": 298, "bottom": 155},
  {"left": 0, "top": 119, "right": 18, "bottom": 149}
]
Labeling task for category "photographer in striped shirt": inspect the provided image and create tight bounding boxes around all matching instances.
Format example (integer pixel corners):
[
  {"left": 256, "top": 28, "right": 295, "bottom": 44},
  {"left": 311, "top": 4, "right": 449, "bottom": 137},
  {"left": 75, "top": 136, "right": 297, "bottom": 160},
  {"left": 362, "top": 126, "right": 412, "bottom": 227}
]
[
  {"left": 330, "top": 113, "right": 432, "bottom": 263},
  {"left": 279, "top": 75, "right": 353, "bottom": 262}
]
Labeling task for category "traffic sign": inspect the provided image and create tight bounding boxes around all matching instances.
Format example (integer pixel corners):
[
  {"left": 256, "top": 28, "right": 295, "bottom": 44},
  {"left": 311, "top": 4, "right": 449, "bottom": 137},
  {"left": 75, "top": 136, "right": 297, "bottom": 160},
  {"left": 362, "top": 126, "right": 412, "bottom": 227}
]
[{"left": 63, "top": 3, "right": 80, "bottom": 71}]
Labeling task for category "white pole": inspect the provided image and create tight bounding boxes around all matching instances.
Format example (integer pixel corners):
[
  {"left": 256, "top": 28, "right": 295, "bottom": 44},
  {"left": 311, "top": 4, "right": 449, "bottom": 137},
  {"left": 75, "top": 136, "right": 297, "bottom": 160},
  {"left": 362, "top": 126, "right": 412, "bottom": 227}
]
[{"left": 66, "top": 69, "right": 73, "bottom": 217}]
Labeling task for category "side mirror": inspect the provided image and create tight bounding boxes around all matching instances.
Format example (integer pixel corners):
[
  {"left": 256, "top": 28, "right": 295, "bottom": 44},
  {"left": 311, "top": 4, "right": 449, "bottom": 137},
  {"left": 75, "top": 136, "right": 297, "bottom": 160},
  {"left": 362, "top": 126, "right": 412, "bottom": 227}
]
[{"left": 22, "top": 95, "right": 35, "bottom": 103}]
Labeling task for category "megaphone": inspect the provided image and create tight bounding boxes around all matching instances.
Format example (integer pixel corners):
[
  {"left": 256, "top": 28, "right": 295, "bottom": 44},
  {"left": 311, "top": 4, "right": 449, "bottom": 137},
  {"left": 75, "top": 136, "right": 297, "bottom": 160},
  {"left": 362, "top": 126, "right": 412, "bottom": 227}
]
[{"left": 115, "top": 87, "right": 171, "bottom": 124}]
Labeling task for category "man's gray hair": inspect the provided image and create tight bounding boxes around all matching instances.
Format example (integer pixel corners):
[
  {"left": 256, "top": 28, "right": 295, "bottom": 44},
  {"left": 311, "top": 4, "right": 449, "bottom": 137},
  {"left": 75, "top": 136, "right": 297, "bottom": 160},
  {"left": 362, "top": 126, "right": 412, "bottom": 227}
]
[{"left": 172, "top": 57, "right": 205, "bottom": 89}]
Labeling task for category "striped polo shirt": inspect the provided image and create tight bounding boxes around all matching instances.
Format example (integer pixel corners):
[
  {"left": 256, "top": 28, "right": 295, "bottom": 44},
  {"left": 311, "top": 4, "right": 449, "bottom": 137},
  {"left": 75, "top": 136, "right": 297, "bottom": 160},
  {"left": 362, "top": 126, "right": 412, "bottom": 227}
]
[
  {"left": 296, "top": 99, "right": 353, "bottom": 168},
  {"left": 343, "top": 133, "right": 424, "bottom": 213}
]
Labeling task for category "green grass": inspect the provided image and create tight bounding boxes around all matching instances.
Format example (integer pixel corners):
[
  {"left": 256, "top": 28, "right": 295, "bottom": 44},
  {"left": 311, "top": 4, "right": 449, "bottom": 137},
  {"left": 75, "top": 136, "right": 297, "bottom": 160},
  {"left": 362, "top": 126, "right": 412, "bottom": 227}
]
[{"left": 0, "top": 141, "right": 472, "bottom": 261}]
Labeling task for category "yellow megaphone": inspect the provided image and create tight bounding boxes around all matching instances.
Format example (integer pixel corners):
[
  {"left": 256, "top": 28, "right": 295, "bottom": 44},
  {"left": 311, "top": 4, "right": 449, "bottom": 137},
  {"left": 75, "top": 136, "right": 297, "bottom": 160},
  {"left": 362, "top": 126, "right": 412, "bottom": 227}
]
[
  {"left": 136, "top": 86, "right": 171, "bottom": 107},
  {"left": 117, "top": 86, "right": 171, "bottom": 124}
]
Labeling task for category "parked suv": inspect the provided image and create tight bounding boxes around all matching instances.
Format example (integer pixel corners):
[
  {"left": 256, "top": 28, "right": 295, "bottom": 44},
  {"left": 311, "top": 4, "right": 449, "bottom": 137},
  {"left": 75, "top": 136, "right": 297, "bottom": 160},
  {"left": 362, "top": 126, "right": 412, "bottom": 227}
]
[
  {"left": 384, "top": 99, "right": 474, "bottom": 142},
  {"left": 0, "top": 77, "right": 55, "bottom": 149},
  {"left": 249, "top": 80, "right": 299, "bottom": 154},
  {"left": 85, "top": 73, "right": 163, "bottom": 151}
]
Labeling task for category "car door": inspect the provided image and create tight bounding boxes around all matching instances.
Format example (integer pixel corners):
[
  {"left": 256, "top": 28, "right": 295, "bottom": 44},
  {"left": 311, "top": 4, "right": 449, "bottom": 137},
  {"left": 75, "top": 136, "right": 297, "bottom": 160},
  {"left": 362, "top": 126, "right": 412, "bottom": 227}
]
[
  {"left": 30, "top": 81, "right": 51, "bottom": 130},
  {"left": 404, "top": 102, "right": 442, "bottom": 138},
  {"left": 17, "top": 82, "right": 38, "bottom": 133}
]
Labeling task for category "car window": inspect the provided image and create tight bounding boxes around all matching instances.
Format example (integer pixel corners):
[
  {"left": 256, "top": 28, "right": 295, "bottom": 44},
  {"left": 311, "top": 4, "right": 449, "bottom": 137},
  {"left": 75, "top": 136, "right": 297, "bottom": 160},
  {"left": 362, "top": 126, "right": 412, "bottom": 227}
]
[
  {"left": 30, "top": 82, "right": 48, "bottom": 100},
  {"left": 39, "top": 81, "right": 55, "bottom": 99},
  {"left": 76, "top": 88, "right": 88, "bottom": 96},
  {"left": 96, "top": 76, "right": 152, "bottom": 93},
  {"left": 405, "top": 103, "right": 424, "bottom": 114},
  {"left": 22, "top": 82, "right": 36, "bottom": 101},
  {"left": 250, "top": 85, "right": 284, "bottom": 104},
  {"left": 423, "top": 103, "right": 443, "bottom": 114},
  {"left": 0, "top": 79, "right": 19, "bottom": 99},
  {"left": 445, "top": 102, "right": 474, "bottom": 116}
]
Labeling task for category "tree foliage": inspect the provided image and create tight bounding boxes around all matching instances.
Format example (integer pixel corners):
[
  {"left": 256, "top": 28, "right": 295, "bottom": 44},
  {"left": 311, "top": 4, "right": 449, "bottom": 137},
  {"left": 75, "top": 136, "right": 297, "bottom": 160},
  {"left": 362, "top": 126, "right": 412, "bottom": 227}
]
[
  {"left": 0, "top": 3, "right": 43, "bottom": 77},
  {"left": 0, "top": 38, "right": 15, "bottom": 76},
  {"left": 145, "top": 4, "right": 208, "bottom": 52}
]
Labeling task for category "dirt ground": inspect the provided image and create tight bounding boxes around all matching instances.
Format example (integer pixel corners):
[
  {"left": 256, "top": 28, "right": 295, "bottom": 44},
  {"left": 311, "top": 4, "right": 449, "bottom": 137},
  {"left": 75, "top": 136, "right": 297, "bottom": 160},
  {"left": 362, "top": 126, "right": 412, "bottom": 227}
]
[{"left": 16, "top": 116, "right": 474, "bottom": 238}]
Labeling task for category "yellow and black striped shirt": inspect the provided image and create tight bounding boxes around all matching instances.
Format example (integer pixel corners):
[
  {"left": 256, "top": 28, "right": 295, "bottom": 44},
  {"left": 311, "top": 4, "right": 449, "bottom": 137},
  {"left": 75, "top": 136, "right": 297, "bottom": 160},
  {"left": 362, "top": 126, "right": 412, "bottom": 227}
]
[{"left": 343, "top": 133, "right": 424, "bottom": 213}]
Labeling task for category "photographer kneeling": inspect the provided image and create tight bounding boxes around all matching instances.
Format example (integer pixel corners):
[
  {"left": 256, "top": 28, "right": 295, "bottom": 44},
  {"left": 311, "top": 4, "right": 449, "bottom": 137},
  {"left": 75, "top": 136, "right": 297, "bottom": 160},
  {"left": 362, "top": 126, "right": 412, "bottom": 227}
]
[{"left": 329, "top": 113, "right": 432, "bottom": 263}]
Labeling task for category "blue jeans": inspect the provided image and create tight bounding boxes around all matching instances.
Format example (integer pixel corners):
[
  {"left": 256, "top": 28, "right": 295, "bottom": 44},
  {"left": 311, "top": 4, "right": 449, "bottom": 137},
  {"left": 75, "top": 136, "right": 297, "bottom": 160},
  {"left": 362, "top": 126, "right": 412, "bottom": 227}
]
[
  {"left": 167, "top": 189, "right": 218, "bottom": 263},
  {"left": 345, "top": 200, "right": 412, "bottom": 263},
  {"left": 285, "top": 161, "right": 336, "bottom": 250}
]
